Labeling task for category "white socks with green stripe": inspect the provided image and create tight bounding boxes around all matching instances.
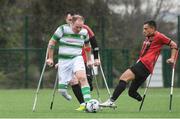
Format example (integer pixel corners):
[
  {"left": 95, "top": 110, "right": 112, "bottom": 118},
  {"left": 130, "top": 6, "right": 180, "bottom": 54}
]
[
  {"left": 81, "top": 86, "right": 91, "bottom": 102},
  {"left": 58, "top": 84, "right": 72, "bottom": 101}
]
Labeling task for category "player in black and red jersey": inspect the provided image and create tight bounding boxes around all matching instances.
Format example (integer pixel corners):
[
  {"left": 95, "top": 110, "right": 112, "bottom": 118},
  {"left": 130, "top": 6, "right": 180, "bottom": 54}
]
[{"left": 100, "top": 20, "right": 178, "bottom": 107}]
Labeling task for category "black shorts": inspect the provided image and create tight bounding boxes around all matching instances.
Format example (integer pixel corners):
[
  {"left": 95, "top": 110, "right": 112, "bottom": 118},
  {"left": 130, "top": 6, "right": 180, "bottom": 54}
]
[{"left": 130, "top": 61, "right": 150, "bottom": 80}]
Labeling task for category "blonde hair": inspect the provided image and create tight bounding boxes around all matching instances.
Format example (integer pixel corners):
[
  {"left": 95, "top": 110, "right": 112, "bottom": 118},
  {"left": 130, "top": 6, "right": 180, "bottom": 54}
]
[{"left": 72, "top": 15, "right": 84, "bottom": 23}]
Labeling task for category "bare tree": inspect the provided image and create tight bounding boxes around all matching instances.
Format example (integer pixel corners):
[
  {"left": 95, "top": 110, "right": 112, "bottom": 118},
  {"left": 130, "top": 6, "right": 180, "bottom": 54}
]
[{"left": 106, "top": 0, "right": 177, "bottom": 49}]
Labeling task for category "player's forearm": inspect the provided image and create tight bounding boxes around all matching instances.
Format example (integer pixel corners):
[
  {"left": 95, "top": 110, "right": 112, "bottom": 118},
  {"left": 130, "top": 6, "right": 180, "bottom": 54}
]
[
  {"left": 47, "top": 39, "right": 56, "bottom": 59},
  {"left": 170, "top": 48, "right": 178, "bottom": 60},
  {"left": 48, "top": 48, "right": 54, "bottom": 59},
  {"left": 169, "top": 41, "right": 178, "bottom": 59},
  {"left": 89, "top": 36, "right": 99, "bottom": 59}
]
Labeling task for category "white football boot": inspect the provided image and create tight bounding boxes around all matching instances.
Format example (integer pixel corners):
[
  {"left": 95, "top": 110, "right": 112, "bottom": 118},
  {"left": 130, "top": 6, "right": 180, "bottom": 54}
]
[{"left": 58, "top": 89, "right": 72, "bottom": 101}]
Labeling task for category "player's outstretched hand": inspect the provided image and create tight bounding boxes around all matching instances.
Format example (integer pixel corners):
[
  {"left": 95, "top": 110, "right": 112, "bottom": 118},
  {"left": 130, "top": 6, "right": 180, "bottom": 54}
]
[
  {"left": 55, "top": 63, "right": 58, "bottom": 69},
  {"left": 94, "top": 59, "right": 101, "bottom": 66},
  {"left": 166, "top": 58, "right": 175, "bottom": 64},
  {"left": 87, "top": 60, "right": 93, "bottom": 68},
  {"left": 46, "top": 58, "right": 54, "bottom": 67}
]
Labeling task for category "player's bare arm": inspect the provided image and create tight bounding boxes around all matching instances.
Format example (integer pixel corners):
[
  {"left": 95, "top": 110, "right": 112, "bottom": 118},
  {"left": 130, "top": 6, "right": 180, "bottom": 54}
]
[
  {"left": 166, "top": 40, "right": 178, "bottom": 64},
  {"left": 46, "top": 39, "right": 56, "bottom": 67}
]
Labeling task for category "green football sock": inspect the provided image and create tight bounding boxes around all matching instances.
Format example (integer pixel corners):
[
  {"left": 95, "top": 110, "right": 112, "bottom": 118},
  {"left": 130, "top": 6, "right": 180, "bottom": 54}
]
[
  {"left": 81, "top": 86, "right": 91, "bottom": 102},
  {"left": 58, "top": 84, "right": 68, "bottom": 89}
]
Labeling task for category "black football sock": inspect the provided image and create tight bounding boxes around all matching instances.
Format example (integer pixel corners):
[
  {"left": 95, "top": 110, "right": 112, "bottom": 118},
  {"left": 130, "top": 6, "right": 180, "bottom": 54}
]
[
  {"left": 111, "top": 80, "right": 127, "bottom": 102},
  {"left": 128, "top": 79, "right": 145, "bottom": 101},
  {"left": 72, "top": 84, "right": 84, "bottom": 104},
  {"left": 86, "top": 65, "right": 93, "bottom": 91},
  {"left": 128, "top": 90, "right": 142, "bottom": 101}
]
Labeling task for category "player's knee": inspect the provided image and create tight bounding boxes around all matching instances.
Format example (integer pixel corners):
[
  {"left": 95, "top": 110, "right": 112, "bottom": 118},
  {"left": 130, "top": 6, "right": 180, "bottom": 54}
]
[
  {"left": 79, "top": 78, "right": 88, "bottom": 86},
  {"left": 80, "top": 78, "right": 87, "bottom": 84},
  {"left": 77, "top": 75, "right": 86, "bottom": 82},
  {"left": 69, "top": 79, "right": 79, "bottom": 86}
]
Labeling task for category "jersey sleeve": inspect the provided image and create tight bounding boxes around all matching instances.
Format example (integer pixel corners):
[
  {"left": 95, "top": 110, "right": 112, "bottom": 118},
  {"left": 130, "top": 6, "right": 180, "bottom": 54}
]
[
  {"left": 83, "top": 25, "right": 94, "bottom": 38},
  {"left": 84, "top": 33, "right": 90, "bottom": 44},
  {"left": 51, "top": 26, "right": 64, "bottom": 41},
  {"left": 160, "top": 33, "right": 171, "bottom": 45}
]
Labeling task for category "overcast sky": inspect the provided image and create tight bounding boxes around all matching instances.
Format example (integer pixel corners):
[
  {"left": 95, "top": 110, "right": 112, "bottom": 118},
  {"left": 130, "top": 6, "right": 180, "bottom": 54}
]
[{"left": 108, "top": 0, "right": 180, "bottom": 22}]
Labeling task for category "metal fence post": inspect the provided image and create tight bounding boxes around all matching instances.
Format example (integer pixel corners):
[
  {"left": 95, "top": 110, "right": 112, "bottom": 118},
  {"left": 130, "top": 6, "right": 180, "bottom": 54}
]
[
  {"left": 24, "top": 15, "right": 29, "bottom": 88},
  {"left": 107, "top": 49, "right": 113, "bottom": 87},
  {"left": 162, "top": 49, "right": 171, "bottom": 87},
  {"left": 177, "top": 16, "right": 180, "bottom": 87}
]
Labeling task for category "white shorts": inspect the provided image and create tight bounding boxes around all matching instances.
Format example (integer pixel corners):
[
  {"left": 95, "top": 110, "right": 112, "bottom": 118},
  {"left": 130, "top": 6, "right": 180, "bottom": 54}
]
[{"left": 58, "top": 56, "right": 86, "bottom": 85}]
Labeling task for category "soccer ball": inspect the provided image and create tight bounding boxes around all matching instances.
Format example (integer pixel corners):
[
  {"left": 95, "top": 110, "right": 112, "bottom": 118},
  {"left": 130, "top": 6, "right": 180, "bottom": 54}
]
[{"left": 86, "top": 99, "right": 100, "bottom": 113}]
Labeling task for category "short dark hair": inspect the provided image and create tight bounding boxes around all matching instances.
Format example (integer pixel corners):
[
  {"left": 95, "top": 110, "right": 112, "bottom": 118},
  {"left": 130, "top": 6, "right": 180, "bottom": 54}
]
[
  {"left": 65, "top": 11, "right": 82, "bottom": 16},
  {"left": 65, "top": 11, "right": 75, "bottom": 16},
  {"left": 144, "top": 20, "right": 157, "bottom": 29}
]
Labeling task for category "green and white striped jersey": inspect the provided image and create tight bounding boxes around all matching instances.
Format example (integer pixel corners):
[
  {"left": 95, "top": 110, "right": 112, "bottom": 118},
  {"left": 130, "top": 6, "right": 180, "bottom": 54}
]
[{"left": 51, "top": 24, "right": 89, "bottom": 60}]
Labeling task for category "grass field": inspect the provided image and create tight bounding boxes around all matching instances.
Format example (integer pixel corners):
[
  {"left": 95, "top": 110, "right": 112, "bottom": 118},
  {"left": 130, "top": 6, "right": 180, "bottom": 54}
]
[{"left": 0, "top": 88, "right": 180, "bottom": 118}]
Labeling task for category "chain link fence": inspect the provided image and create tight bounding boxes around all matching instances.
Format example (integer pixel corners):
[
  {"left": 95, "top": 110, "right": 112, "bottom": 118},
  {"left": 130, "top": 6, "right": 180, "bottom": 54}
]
[{"left": 0, "top": 48, "right": 179, "bottom": 89}]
